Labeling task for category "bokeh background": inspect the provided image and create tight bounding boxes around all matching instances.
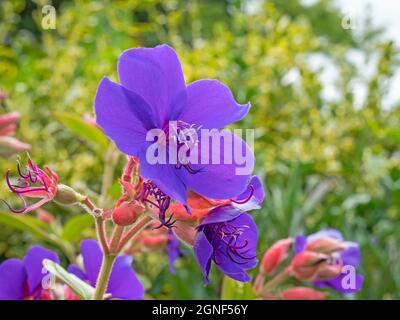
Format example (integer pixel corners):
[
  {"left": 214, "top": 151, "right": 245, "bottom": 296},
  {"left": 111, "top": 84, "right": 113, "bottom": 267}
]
[{"left": 0, "top": 0, "right": 399, "bottom": 299}]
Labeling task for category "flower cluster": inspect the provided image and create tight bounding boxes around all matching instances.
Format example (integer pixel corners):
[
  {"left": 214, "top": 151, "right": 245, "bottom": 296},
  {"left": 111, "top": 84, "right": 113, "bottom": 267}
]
[
  {"left": 93, "top": 44, "right": 264, "bottom": 283},
  {"left": 253, "top": 229, "right": 363, "bottom": 299},
  {"left": 0, "top": 44, "right": 364, "bottom": 300}
]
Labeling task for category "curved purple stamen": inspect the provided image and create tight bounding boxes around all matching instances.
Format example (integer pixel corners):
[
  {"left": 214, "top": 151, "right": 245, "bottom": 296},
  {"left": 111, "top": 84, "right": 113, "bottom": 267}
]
[
  {"left": 140, "top": 181, "right": 176, "bottom": 228},
  {"left": 17, "top": 161, "right": 30, "bottom": 179},
  {"left": 5, "top": 170, "right": 21, "bottom": 194},
  {"left": 10, "top": 186, "right": 48, "bottom": 194},
  {"left": 230, "top": 185, "right": 254, "bottom": 205},
  {"left": 1, "top": 193, "right": 27, "bottom": 213},
  {"left": 183, "top": 164, "right": 204, "bottom": 174},
  {"left": 6, "top": 170, "right": 47, "bottom": 195}
]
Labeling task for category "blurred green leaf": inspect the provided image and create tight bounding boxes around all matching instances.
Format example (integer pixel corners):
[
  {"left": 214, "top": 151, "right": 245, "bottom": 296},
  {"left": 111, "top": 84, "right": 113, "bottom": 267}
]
[
  {"left": 0, "top": 212, "right": 51, "bottom": 240},
  {"left": 221, "top": 276, "right": 256, "bottom": 300},
  {"left": 54, "top": 112, "right": 108, "bottom": 149},
  {"left": 43, "top": 259, "right": 95, "bottom": 300},
  {"left": 61, "top": 214, "right": 94, "bottom": 242}
]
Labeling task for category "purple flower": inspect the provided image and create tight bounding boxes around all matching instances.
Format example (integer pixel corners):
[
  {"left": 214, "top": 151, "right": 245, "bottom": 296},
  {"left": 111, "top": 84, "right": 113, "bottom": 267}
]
[
  {"left": 294, "top": 229, "right": 363, "bottom": 294},
  {"left": 167, "top": 230, "right": 184, "bottom": 274},
  {"left": 68, "top": 239, "right": 144, "bottom": 300},
  {"left": 194, "top": 176, "right": 264, "bottom": 283},
  {"left": 94, "top": 44, "right": 254, "bottom": 208},
  {"left": 0, "top": 246, "right": 59, "bottom": 300}
]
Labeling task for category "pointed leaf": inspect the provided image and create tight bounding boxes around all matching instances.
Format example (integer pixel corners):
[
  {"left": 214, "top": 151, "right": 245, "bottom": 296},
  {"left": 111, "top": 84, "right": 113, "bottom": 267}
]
[
  {"left": 54, "top": 112, "right": 108, "bottom": 149},
  {"left": 43, "top": 259, "right": 95, "bottom": 300},
  {"left": 61, "top": 214, "right": 94, "bottom": 242},
  {"left": 0, "top": 211, "right": 50, "bottom": 240}
]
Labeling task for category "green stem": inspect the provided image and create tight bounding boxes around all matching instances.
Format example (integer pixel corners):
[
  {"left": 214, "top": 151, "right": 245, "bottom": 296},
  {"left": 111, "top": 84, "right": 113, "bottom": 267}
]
[{"left": 93, "top": 254, "right": 116, "bottom": 300}]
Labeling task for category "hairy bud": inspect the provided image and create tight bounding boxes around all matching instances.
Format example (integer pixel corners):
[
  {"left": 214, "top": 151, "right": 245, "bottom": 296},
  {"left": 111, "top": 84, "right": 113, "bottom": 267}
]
[
  {"left": 260, "top": 238, "right": 293, "bottom": 275},
  {"left": 112, "top": 201, "right": 145, "bottom": 226},
  {"left": 54, "top": 184, "right": 84, "bottom": 205},
  {"left": 290, "top": 251, "right": 329, "bottom": 281},
  {"left": 281, "top": 287, "right": 326, "bottom": 300}
]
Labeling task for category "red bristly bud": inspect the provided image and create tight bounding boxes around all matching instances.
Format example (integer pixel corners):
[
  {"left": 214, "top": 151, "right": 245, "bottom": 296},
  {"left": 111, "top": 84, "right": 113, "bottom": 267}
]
[
  {"left": 290, "top": 251, "right": 329, "bottom": 281},
  {"left": 281, "top": 287, "right": 326, "bottom": 300},
  {"left": 112, "top": 201, "right": 145, "bottom": 226},
  {"left": 316, "top": 264, "right": 342, "bottom": 281},
  {"left": 36, "top": 208, "right": 55, "bottom": 224},
  {"left": 140, "top": 235, "right": 170, "bottom": 247},
  {"left": 260, "top": 238, "right": 293, "bottom": 275}
]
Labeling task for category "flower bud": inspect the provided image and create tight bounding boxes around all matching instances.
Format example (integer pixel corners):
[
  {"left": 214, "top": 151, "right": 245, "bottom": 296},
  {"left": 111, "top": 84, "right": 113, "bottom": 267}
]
[
  {"left": 0, "top": 136, "right": 30, "bottom": 158},
  {"left": 112, "top": 201, "right": 145, "bottom": 226},
  {"left": 260, "top": 238, "right": 293, "bottom": 275},
  {"left": 54, "top": 184, "right": 84, "bottom": 205},
  {"left": 316, "top": 264, "right": 342, "bottom": 281},
  {"left": 281, "top": 287, "right": 326, "bottom": 300},
  {"left": 0, "top": 112, "right": 20, "bottom": 128},
  {"left": 140, "top": 235, "right": 170, "bottom": 247},
  {"left": 0, "top": 91, "right": 7, "bottom": 103},
  {"left": 305, "top": 237, "right": 345, "bottom": 254},
  {"left": 290, "top": 251, "right": 329, "bottom": 281},
  {"left": 36, "top": 208, "right": 55, "bottom": 224}
]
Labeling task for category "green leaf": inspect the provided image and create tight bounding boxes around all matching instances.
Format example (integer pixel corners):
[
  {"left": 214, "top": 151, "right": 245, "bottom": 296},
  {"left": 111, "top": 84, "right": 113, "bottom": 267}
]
[
  {"left": 61, "top": 214, "right": 94, "bottom": 242},
  {"left": 0, "top": 211, "right": 51, "bottom": 240},
  {"left": 43, "top": 259, "right": 95, "bottom": 300},
  {"left": 54, "top": 112, "right": 108, "bottom": 149},
  {"left": 221, "top": 276, "right": 257, "bottom": 300}
]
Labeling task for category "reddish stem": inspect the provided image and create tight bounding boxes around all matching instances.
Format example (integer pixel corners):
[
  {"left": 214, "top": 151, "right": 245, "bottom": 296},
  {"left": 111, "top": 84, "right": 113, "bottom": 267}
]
[{"left": 117, "top": 215, "right": 153, "bottom": 252}]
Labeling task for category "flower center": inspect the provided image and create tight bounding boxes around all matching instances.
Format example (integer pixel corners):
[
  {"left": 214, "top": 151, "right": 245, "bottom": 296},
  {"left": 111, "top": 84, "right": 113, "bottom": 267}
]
[
  {"left": 208, "top": 222, "right": 255, "bottom": 265},
  {"left": 161, "top": 121, "right": 202, "bottom": 174}
]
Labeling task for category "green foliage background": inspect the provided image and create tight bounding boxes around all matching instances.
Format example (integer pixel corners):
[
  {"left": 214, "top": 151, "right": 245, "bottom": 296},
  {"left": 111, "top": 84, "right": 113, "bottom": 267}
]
[{"left": 0, "top": 0, "right": 399, "bottom": 299}]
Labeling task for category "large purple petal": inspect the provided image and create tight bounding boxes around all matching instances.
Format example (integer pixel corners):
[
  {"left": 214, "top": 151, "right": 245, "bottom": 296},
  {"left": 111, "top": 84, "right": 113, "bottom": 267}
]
[
  {"left": 139, "top": 154, "right": 188, "bottom": 205},
  {"left": 0, "top": 259, "right": 26, "bottom": 300},
  {"left": 94, "top": 77, "right": 155, "bottom": 157},
  {"left": 233, "top": 175, "right": 265, "bottom": 212},
  {"left": 314, "top": 274, "right": 364, "bottom": 294},
  {"left": 308, "top": 229, "right": 343, "bottom": 242},
  {"left": 213, "top": 213, "right": 258, "bottom": 274},
  {"left": 23, "top": 246, "right": 60, "bottom": 295},
  {"left": 107, "top": 255, "right": 144, "bottom": 300},
  {"left": 180, "top": 80, "right": 250, "bottom": 129},
  {"left": 340, "top": 242, "right": 361, "bottom": 268},
  {"left": 183, "top": 130, "right": 254, "bottom": 200},
  {"left": 80, "top": 239, "right": 103, "bottom": 286},
  {"left": 194, "top": 229, "right": 214, "bottom": 284},
  {"left": 118, "top": 44, "right": 186, "bottom": 127}
]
